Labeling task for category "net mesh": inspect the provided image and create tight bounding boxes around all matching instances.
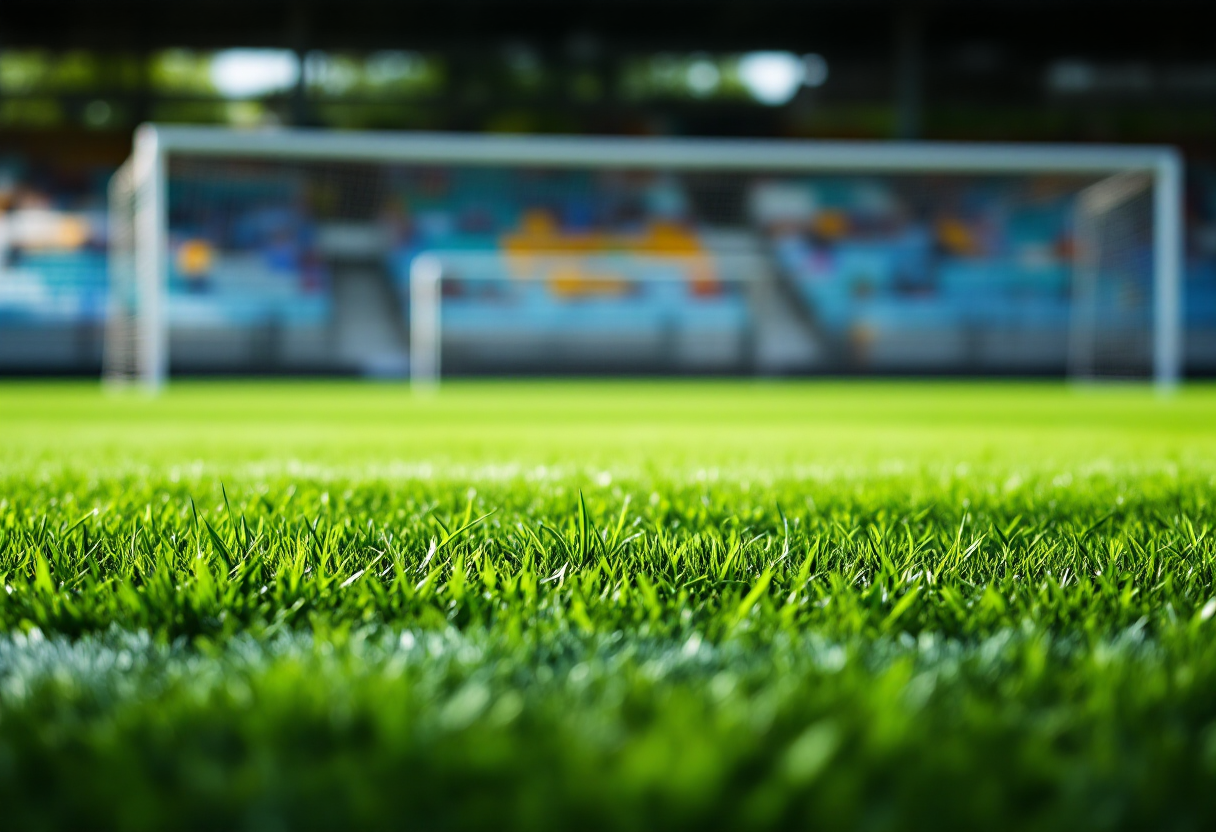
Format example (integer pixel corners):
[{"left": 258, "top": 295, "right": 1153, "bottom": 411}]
[
  {"left": 1069, "top": 173, "right": 1155, "bottom": 380},
  {"left": 102, "top": 161, "right": 138, "bottom": 384}
]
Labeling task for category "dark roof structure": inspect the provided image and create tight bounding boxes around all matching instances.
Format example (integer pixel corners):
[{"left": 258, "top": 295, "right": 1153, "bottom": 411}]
[
  {"left": 0, "top": 0, "right": 1210, "bottom": 56},
  {"left": 0, "top": 0, "right": 1212, "bottom": 148}
]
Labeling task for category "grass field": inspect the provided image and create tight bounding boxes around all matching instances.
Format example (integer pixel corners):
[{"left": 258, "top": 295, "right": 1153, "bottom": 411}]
[{"left": 3, "top": 380, "right": 1216, "bottom": 831}]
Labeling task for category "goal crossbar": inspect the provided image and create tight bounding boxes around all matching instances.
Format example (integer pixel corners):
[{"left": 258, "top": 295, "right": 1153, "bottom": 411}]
[{"left": 108, "top": 123, "right": 1185, "bottom": 390}]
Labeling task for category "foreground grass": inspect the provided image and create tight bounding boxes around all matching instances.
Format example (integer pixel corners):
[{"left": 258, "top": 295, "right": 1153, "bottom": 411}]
[{"left": 2, "top": 381, "right": 1216, "bottom": 830}]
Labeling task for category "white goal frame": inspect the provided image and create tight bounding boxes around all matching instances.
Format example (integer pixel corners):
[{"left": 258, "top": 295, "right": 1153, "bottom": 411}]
[
  {"left": 106, "top": 124, "right": 1185, "bottom": 390},
  {"left": 407, "top": 250, "right": 760, "bottom": 387}
]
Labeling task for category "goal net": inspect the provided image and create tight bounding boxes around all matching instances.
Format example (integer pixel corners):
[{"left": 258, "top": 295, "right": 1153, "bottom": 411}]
[
  {"left": 103, "top": 159, "right": 138, "bottom": 384},
  {"left": 103, "top": 126, "right": 1183, "bottom": 388},
  {"left": 1069, "top": 173, "right": 1158, "bottom": 380}
]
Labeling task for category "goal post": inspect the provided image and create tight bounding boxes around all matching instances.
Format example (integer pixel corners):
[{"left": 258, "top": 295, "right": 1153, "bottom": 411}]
[
  {"left": 1154, "top": 153, "right": 1184, "bottom": 388},
  {"left": 103, "top": 124, "right": 1185, "bottom": 390},
  {"left": 105, "top": 127, "right": 168, "bottom": 388}
]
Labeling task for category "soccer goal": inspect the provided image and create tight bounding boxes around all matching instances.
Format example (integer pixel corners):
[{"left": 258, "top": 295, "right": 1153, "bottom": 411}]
[{"left": 104, "top": 125, "right": 1183, "bottom": 389}]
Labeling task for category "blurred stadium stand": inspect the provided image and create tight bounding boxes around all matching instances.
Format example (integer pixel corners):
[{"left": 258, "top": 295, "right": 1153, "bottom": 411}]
[{"left": 1, "top": 0, "right": 1214, "bottom": 375}]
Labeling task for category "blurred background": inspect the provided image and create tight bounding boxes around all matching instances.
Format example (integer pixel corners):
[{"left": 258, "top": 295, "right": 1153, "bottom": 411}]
[{"left": 1, "top": 0, "right": 1213, "bottom": 378}]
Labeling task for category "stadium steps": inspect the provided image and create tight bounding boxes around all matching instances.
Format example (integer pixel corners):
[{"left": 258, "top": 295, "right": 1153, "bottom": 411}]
[
  {"left": 749, "top": 252, "right": 824, "bottom": 374},
  {"left": 332, "top": 265, "right": 410, "bottom": 377}
]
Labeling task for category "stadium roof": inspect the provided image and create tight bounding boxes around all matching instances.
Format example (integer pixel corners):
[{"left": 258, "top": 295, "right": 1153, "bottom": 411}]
[
  {"left": 2, "top": 0, "right": 1210, "bottom": 146},
  {"left": 0, "top": 0, "right": 1210, "bottom": 57}
]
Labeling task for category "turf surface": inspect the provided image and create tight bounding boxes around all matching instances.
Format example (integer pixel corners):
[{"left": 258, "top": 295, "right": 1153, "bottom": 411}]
[{"left": 3, "top": 380, "right": 1216, "bottom": 830}]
